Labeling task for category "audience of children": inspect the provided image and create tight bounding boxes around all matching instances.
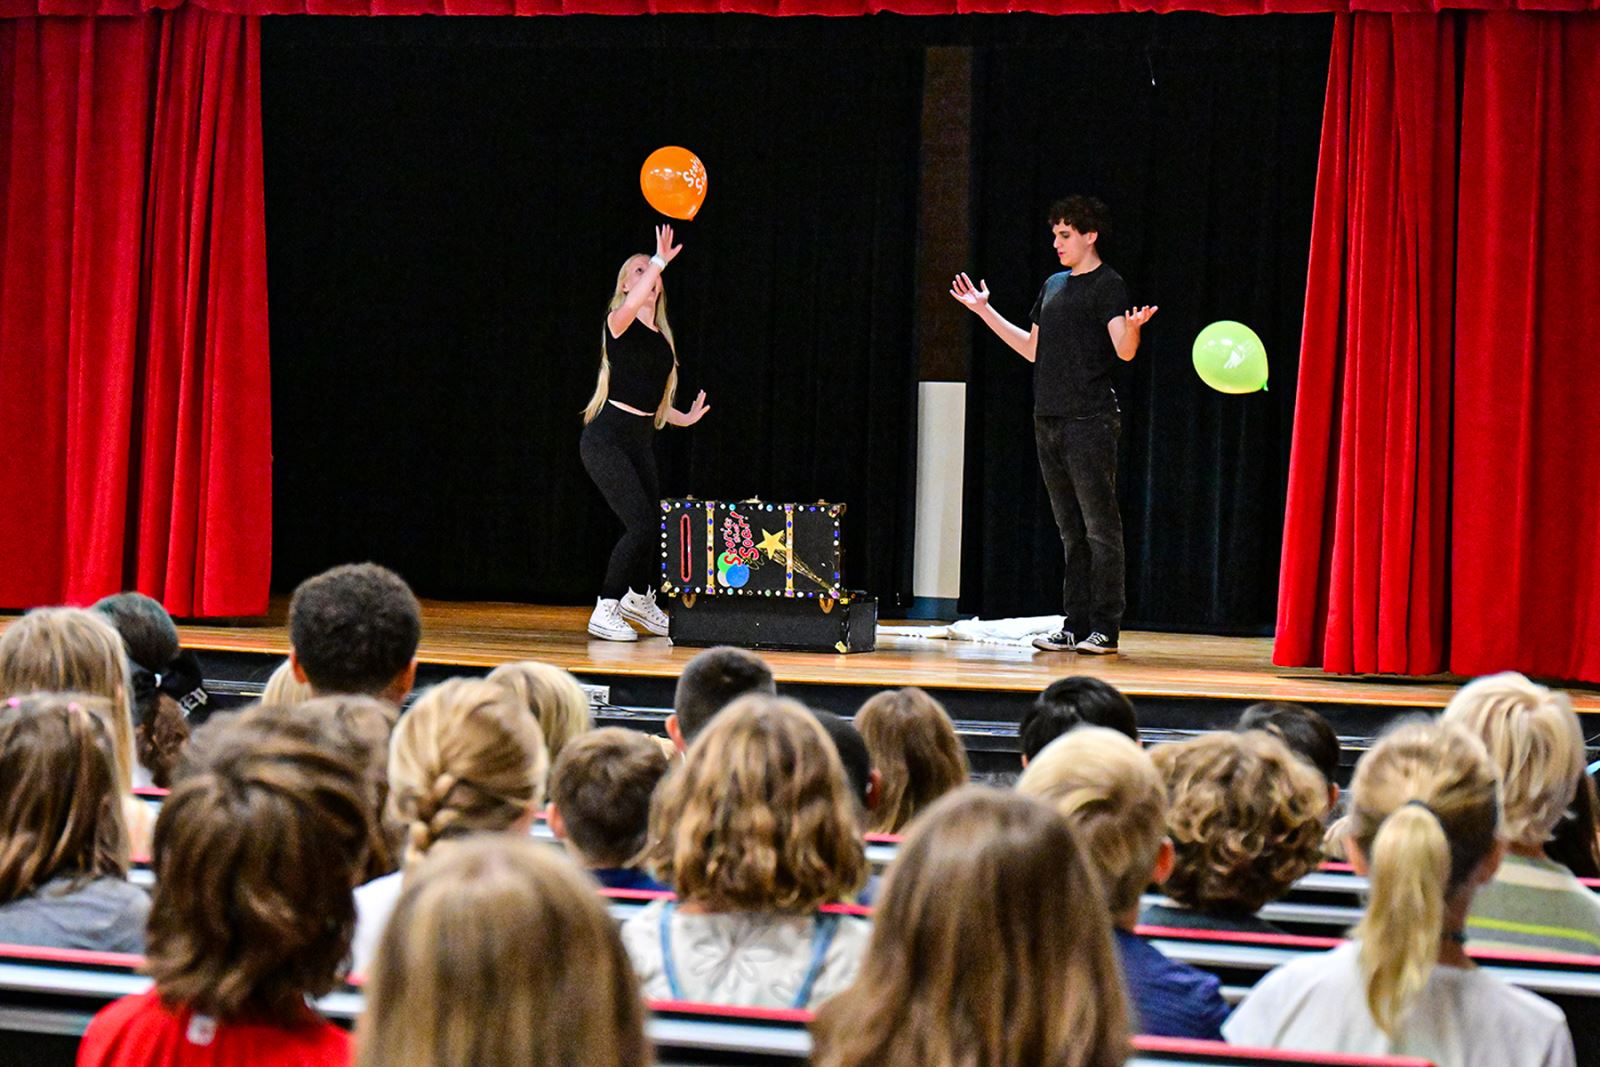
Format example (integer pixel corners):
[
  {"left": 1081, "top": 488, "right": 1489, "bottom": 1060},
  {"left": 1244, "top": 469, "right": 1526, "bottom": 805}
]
[
  {"left": 94, "top": 592, "right": 210, "bottom": 788},
  {"left": 855, "top": 686, "right": 968, "bottom": 834},
  {"left": 0, "top": 607, "right": 155, "bottom": 856},
  {"left": 1144, "top": 730, "right": 1328, "bottom": 935},
  {"left": 349, "top": 677, "right": 548, "bottom": 974},
  {"left": 485, "top": 659, "right": 593, "bottom": 770},
  {"left": 78, "top": 713, "right": 371, "bottom": 1067},
  {"left": 621, "top": 694, "right": 872, "bottom": 1008},
  {"left": 0, "top": 693, "right": 147, "bottom": 954},
  {"left": 3, "top": 567, "right": 1593, "bottom": 1067},
  {"left": 1019, "top": 675, "right": 1139, "bottom": 764},
  {"left": 286, "top": 563, "right": 421, "bottom": 704},
  {"left": 547, "top": 726, "right": 670, "bottom": 891},
  {"left": 812, "top": 787, "right": 1129, "bottom": 1067},
  {"left": 354, "top": 836, "right": 646, "bottom": 1067},
  {"left": 665, "top": 644, "right": 775, "bottom": 751},
  {"left": 1441, "top": 672, "right": 1600, "bottom": 956},
  {"left": 1224, "top": 720, "right": 1576, "bottom": 1067},
  {"left": 1018, "top": 725, "right": 1230, "bottom": 1040}
]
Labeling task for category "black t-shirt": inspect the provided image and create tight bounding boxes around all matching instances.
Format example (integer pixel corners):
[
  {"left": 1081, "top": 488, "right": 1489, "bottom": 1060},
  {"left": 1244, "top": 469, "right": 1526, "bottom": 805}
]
[
  {"left": 605, "top": 321, "right": 675, "bottom": 411},
  {"left": 1029, "top": 265, "right": 1129, "bottom": 417}
]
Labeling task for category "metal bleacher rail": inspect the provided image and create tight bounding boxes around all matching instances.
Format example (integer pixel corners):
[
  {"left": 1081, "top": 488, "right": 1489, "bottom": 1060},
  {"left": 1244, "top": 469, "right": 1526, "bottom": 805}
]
[{"left": 0, "top": 943, "right": 1439, "bottom": 1067}]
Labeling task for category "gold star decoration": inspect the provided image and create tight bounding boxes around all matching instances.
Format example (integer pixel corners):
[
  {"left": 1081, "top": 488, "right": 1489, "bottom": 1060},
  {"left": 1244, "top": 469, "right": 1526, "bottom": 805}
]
[{"left": 757, "top": 528, "right": 787, "bottom": 560}]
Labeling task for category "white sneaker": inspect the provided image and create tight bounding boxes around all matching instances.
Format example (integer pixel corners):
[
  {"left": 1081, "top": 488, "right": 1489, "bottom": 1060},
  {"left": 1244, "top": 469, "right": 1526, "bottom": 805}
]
[
  {"left": 620, "top": 588, "right": 670, "bottom": 637},
  {"left": 587, "top": 598, "right": 638, "bottom": 642}
]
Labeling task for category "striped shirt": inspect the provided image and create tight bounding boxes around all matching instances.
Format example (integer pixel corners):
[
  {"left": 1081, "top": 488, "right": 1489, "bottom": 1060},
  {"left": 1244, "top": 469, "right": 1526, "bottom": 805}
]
[{"left": 1466, "top": 853, "right": 1600, "bottom": 957}]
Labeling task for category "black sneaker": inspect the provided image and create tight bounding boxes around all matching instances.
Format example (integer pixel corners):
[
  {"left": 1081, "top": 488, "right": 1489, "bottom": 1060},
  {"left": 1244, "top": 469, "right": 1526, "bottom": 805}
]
[
  {"left": 1074, "top": 631, "right": 1119, "bottom": 655},
  {"left": 1032, "top": 627, "right": 1080, "bottom": 652}
]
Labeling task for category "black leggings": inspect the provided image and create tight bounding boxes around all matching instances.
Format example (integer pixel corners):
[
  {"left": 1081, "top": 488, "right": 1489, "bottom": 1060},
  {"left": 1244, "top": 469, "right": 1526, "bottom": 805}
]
[{"left": 580, "top": 404, "right": 660, "bottom": 600}]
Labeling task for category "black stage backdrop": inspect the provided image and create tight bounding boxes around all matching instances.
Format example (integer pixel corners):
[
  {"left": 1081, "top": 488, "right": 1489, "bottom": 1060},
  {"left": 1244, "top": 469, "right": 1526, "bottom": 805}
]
[
  {"left": 959, "top": 15, "right": 1333, "bottom": 632},
  {"left": 262, "top": 18, "right": 924, "bottom": 604}
]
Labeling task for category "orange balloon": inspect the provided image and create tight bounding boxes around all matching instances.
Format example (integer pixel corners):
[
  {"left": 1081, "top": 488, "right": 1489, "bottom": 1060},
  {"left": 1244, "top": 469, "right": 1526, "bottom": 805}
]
[{"left": 640, "top": 146, "right": 708, "bottom": 221}]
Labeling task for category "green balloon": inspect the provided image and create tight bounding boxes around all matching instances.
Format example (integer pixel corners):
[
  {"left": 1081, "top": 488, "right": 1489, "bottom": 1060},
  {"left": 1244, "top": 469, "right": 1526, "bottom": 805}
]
[{"left": 1192, "top": 321, "right": 1269, "bottom": 394}]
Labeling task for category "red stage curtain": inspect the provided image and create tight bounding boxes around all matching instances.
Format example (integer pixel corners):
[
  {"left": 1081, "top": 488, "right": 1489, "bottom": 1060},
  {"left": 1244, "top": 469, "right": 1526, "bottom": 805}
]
[
  {"left": 2, "top": 0, "right": 1598, "bottom": 17},
  {"left": 0, "top": 10, "right": 271, "bottom": 616},
  {"left": 1277, "top": 11, "right": 1600, "bottom": 681}
]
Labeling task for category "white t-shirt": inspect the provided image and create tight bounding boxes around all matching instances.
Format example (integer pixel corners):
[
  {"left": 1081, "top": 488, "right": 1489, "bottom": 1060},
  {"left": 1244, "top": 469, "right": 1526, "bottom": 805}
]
[
  {"left": 349, "top": 870, "right": 405, "bottom": 978},
  {"left": 1223, "top": 941, "right": 1574, "bottom": 1067},
  {"left": 620, "top": 898, "right": 871, "bottom": 1009}
]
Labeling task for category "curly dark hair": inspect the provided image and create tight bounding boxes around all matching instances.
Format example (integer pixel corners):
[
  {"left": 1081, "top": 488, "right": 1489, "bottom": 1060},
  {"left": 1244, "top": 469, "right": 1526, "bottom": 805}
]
[
  {"left": 1046, "top": 195, "right": 1111, "bottom": 241},
  {"left": 149, "top": 719, "right": 370, "bottom": 1024},
  {"left": 287, "top": 563, "right": 421, "bottom": 696}
]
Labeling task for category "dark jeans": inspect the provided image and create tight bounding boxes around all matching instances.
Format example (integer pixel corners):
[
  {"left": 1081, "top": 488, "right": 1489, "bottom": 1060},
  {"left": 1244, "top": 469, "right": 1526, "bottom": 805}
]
[
  {"left": 1034, "top": 412, "right": 1125, "bottom": 639},
  {"left": 580, "top": 404, "right": 660, "bottom": 600}
]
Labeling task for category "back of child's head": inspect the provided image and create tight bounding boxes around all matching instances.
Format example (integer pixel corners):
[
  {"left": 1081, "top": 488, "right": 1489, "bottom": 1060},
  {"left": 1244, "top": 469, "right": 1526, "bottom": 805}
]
[
  {"left": 812, "top": 787, "right": 1127, "bottom": 1067},
  {"left": 298, "top": 696, "right": 400, "bottom": 879},
  {"left": 261, "top": 657, "right": 314, "bottom": 706},
  {"left": 91, "top": 593, "right": 179, "bottom": 673},
  {"left": 0, "top": 693, "right": 127, "bottom": 904},
  {"left": 1022, "top": 676, "right": 1138, "bottom": 761},
  {"left": 1017, "top": 725, "right": 1166, "bottom": 916},
  {"left": 1153, "top": 731, "right": 1328, "bottom": 915},
  {"left": 94, "top": 593, "right": 199, "bottom": 790},
  {"left": 355, "top": 836, "right": 646, "bottom": 1067},
  {"left": 388, "top": 677, "right": 548, "bottom": 866},
  {"left": 486, "top": 659, "right": 593, "bottom": 768},
  {"left": 287, "top": 562, "right": 421, "bottom": 698},
  {"left": 672, "top": 646, "right": 776, "bottom": 742},
  {"left": 1441, "top": 671, "right": 1583, "bottom": 847},
  {"left": 1236, "top": 701, "right": 1341, "bottom": 789},
  {"left": 645, "top": 694, "right": 867, "bottom": 910},
  {"left": 549, "top": 727, "right": 670, "bottom": 868},
  {"left": 854, "top": 687, "right": 968, "bottom": 834},
  {"left": 0, "top": 607, "right": 136, "bottom": 794},
  {"left": 148, "top": 716, "right": 371, "bottom": 1024},
  {"left": 811, "top": 710, "right": 874, "bottom": 813},
  {"left": 1347, "top": 720, "right": 1499, "bottom": 1037}
]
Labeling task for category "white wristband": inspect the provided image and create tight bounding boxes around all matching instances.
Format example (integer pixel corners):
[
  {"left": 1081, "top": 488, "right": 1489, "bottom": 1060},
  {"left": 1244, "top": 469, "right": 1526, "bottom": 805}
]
[{"left": 650, "top": 254, "right": 668, "bottom": 271}]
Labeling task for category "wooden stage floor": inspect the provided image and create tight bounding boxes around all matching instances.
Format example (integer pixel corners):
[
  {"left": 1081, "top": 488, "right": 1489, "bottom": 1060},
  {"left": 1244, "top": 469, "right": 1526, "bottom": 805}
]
[{"left": 156, "top": 599, "right": 1600, "bottom": 715}]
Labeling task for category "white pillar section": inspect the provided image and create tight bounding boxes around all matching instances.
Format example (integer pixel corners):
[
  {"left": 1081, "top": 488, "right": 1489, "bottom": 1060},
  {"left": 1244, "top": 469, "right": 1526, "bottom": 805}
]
[{"left": 911, "top": 381, "right": 966, "bottom": 617}]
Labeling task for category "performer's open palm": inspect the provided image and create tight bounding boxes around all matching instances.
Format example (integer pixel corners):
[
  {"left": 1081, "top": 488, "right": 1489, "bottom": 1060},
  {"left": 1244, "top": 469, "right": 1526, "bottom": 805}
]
[
  {"left": 683, "top": 389, "right": 711, "bottom": 425},
  {"left": 1121, "top": 305, "right": 1159, "bottom": 328},
  {"left": 950, "top": 272, "right": 990, "bottom": 311},
  {"left": 655, "top": 224, "right": 684, "bottom": 266}
]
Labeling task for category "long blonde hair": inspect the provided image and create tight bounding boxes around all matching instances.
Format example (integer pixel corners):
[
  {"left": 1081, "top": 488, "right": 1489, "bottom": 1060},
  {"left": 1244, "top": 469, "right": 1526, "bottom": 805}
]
[
  {"left": 812, "top": 787, "right": 1128, "bottom": 1067},
  {"left": 485, "top": 660, "right": 592, "bottom": 772},
  {"left": 387, "top": 678, "right": 549, "bottom": 867},
  {"left": 1348, "top": 721, "right": 1499, "bottom": 1037},
  {"left": 355, "top": 836, "right": 647, "bottom": 1067},
  {"left": 1441, "top": 671, "right": 1584, "bottom": 847},
  {"left": 0, "top": 608, "right": 137, "bottom": 795},
  {"left": 582, "top": 254, "right": 679, "bottom": 429},
  {"left": 643, "top": 694, "right": 867, "bottom": 910}
]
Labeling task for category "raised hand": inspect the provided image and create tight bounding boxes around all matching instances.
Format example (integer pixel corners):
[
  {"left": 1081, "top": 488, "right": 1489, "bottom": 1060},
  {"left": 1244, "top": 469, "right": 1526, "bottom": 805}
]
[
  {"left": 683, "top": 389, "right": 711, "bottom": 425},
  {"left": 949, "top": 272, "right": 991, "bottom": 312},
  {"left": 1121, "top": 305, "right": 1159, "bottom": 329},
  {"left": 655, "top": 224, "right": 684, "bottom": 266}
]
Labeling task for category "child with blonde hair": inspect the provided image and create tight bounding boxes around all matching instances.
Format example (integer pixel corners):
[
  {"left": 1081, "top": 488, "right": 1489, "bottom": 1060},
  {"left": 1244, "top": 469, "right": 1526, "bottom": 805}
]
[
  {"left": 855, "top": 687, "right": 968, "bottom": 834},
  {"left": 349, "top": 677, "right": 548, "bottom": 974},
  {"left": 1225, "top": 720, "right": 1574, "bottom": 1067},
  {"left": 1442, "top": 672, "right": 1600, "bottom": 956},
  {"left": 78, "top": 715, "right": 371, "bottom": 1067},
  {"left": 0, "top": 607, "right": 153, "bottom": 857},
  {"left": 356, "top": 836, "right": 646, "bottom": 1067},
  {"left": 0, "top": 694, "right": 146, "bottom": 953},
  {"left": 622, "top": 694, "right": 870, "bottom": 1008},
  {"left": 813, "top": 787, "right": 1128, "bottom": 1067},
  {"left": 1018, "top": 726, "right": 1228, "bottom": 1039},
  {"left": 486, "top": 659, "right": 593, "bottom": 770}
]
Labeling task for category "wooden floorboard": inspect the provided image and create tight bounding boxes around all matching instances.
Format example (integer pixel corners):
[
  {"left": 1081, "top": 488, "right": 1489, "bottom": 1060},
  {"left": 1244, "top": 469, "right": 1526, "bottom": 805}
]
[{"left": 48, "top": 597, "right": 1591, "bottom": 713}]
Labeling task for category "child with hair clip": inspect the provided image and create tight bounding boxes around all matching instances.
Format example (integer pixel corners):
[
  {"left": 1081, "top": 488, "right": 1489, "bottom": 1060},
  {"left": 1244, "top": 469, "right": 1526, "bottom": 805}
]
[
  {"left": 348, "top": 677, "right": 548, "bottom": 975},
  {"left": 622, "top": 694, "right": 871, "bottom": 1008},
  {"left": 77, "top": 715, "right": 372, "bottom": 1067},
  {"left": 1225, "top": 720, "right": 1575, "bottom": 1067},
  {"left": 355, "top": 836, "right": 647, "bottom": 1067},
  {"left": 812, "top": 787, "right": 1129, "bottom": 1067},
  {"left": 0, "top": 694, "right": 147, "bottom": 954},
  {"left": 94, "top": 592, "right": 211, "bottom": 788}
]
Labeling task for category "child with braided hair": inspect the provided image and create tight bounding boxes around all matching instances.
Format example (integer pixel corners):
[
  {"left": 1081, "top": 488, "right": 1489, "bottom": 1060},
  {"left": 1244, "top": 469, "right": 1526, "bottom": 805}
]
[{"left": 348, "top": 678, "right": 549, "bottom": 975}]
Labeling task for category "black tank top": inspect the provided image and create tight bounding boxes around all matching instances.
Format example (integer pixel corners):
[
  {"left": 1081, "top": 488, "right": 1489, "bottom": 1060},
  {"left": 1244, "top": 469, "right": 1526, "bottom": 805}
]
[{"left": 605, "top": 321, "right": 675, "bottom": 411}]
